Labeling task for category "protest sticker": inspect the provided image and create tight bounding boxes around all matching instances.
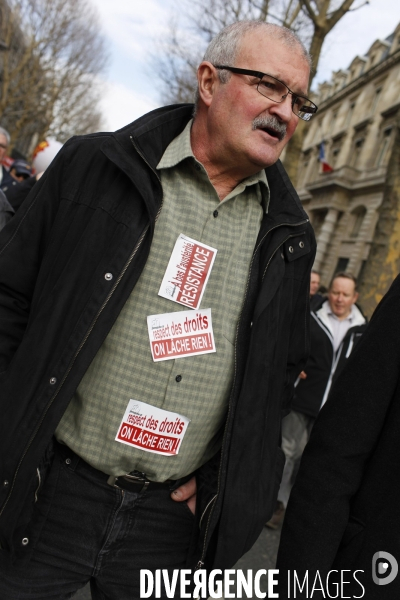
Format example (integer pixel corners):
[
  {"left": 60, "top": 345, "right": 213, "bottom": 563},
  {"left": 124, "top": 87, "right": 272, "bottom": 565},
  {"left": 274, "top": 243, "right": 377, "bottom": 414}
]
[
  {"left": 147, "top": 308, "right": 216, "bottom": 362},
  {"left": 115, "top": 399, "right": 190, "bottom": 455},
  {"left": 158, "top": 234, "right": 217, "bottom": 309}
]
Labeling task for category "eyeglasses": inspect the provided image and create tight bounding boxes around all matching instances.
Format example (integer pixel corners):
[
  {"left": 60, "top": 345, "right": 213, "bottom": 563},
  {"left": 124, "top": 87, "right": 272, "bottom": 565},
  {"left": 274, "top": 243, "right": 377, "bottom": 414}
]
[{"left": 214, "top": 65, "right": 318, "bottom": 122}]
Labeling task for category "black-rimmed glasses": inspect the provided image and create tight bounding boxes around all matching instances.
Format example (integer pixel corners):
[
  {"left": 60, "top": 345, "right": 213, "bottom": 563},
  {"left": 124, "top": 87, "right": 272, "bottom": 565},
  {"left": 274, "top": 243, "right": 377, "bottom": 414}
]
[{"left": 214, "top": 65, "right": 318, "bottom": 122}]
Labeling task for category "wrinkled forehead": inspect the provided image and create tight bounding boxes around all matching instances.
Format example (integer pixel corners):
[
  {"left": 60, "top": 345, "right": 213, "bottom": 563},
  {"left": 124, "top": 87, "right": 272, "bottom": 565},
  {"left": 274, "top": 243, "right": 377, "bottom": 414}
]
[
  {"left": 0, "top": 134, "right": 8, "bottom": 147},
  {"left": 235, "top": 30, "right": 310, "bottom": 90}
]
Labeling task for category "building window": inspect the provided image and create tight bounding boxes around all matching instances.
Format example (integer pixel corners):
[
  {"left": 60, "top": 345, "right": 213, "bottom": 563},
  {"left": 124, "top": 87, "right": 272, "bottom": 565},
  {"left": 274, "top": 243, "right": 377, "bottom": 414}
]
[
  {"left": 349, "top": 138, "right": 364, "bottom": 168},
  {"left": 331, "top": 110, "right": 339, "bottom": 132},
  {"left": 311, "top": 149, "right": 321, "bottom": 180},
  {"left": 376, "top": 127, "right": 393, "bottom": 166},
  {"left": 335, "top": 258, "right": 349, "bottom": 273},
  {"left": 350, "top": 206, "right": 367, "bottom": 238},
  {"left": 345, "top": 101, "right": 356, "bottom": 126},
  {"left": 331, "top": 146, "right": 341, "bottom": 168},
  {"left": 300, "top": 151, "right": 310, "bottom": 187},
  {"left": 370, "top": 87, "right": 382, "bottom": 114}
]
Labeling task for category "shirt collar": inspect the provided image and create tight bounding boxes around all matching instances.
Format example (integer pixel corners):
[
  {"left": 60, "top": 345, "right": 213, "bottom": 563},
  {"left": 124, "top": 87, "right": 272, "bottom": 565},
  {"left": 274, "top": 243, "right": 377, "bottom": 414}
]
[{"left": 157, "top": 119, "right": 270, "bottom": 213}]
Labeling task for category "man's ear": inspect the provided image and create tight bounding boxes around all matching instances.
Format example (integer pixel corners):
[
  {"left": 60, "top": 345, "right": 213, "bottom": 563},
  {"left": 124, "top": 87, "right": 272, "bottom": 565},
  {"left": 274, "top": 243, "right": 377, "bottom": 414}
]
[
  {"left": 197, "top": 62, "right": 219, "bottom": 108},
  {"left": 353, "top": 292, "right": 359, "bottom": 304}
]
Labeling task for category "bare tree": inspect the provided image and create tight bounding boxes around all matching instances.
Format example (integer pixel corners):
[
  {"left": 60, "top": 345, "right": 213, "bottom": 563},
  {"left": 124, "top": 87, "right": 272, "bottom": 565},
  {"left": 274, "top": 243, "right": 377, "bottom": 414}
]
[
  {"left": 0, "top": 0, "right": 109, "bottom": 156},
  {"left": 156, "top": 0, "right": 366, "bottom": 102}
]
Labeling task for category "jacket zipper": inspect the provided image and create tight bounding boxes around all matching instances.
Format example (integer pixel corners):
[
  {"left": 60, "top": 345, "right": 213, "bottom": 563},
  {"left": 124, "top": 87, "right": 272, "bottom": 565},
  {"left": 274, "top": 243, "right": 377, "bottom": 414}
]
[
  {"left": 34, "top": 468, "right": 41, "bottom": 503},
  {"left": 196, "top": 218, "right": 309, "bottom": 568},
  {"left": 1, "top": 142, "right": 164, "bottom": 521},
  {"left": 320, "top": 343, "right": 343, "bottom": 409},
  {"left": 346, "top": 332, "right": 355, "bottom": 358},
  {"left": 313, "top": 311, "right": 362, "bottom": 410},
  {"left": 198, "top": 494, "right": 217, "bottom": 530},
  {"left": 321, "top": 330, "right": 361, "bottom": 408}
]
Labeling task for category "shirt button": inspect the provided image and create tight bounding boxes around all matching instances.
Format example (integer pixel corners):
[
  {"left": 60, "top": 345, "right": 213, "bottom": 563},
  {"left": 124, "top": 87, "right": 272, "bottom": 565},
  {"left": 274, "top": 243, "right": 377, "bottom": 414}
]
[
  {"left": 49, "top": 377, "right": 57, "bottom": 385},
  {"left": 288, "top": 246, "right": 294, "bottom": 253},
  {"left": 213, "top": 210, "right": 219, "bottom": 218},
  {"left": 175, "top": 375, "right": 182, "bottom": 383},
  {"left": 22, "top": 538, "right": 29, "bottom": 546},
  {"left": 299, "top": 241, "right": 305, "bottom": 249},
  {"left": 65, "top": 458, "right": 72, "bottom": 465},
  {"left": 105, "top": 273, "right": 113, "bottom": 281},
  {"left": 3, "top": 480, "right": 9, "bottom": 488}
]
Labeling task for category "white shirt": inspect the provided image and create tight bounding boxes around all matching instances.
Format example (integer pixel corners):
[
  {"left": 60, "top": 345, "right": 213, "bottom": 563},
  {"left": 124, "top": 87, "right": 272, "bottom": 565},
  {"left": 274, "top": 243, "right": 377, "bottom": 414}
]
[{"left": 326, "top": 304, "right": 358, "bottom": 352}]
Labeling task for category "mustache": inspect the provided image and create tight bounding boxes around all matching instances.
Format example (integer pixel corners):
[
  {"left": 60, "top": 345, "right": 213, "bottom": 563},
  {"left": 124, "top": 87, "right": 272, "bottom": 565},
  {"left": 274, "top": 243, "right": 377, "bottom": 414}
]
[{"left": 252, "top": 116, "right": 287, "bottom": 141}]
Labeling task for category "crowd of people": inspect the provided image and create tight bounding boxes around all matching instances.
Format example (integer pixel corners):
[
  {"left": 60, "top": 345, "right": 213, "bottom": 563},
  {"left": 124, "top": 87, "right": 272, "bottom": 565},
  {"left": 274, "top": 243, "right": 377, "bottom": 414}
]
[{"left": 0, "top": 127, "right": 62, "bottom": 228}]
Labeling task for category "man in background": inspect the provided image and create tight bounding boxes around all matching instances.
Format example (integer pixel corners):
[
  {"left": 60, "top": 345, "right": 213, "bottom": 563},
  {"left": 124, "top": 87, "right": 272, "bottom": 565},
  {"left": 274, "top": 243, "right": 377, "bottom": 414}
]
[
  {"left": 310, "top": 269, "right": 324, "bottom": 310},
  {"left": 267, "top": 272, "right": 367, "bottom": 529},
  {"left": 0, "top": 127, "right": 14, "bottom": 190}
]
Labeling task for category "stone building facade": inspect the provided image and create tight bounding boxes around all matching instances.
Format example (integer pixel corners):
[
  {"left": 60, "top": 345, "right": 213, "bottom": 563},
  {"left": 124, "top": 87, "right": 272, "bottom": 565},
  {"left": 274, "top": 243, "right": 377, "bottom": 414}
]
[{"left": 297, "top": 23, "right": 400, "bottom": 315}]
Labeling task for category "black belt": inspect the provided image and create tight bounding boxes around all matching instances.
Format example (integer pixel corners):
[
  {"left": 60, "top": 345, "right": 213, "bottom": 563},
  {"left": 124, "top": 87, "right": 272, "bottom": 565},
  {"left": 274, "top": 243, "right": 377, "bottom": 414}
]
[
  {"left": 55, "top": 439, "right": 192, "bottom": 495},
  {"left": 107, "top": 471, "right": 193, "bottom": 494}
]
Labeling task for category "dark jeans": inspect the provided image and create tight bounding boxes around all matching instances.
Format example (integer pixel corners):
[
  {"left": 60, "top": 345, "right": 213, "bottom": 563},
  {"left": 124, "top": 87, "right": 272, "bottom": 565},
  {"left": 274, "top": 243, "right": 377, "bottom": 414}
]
[{"left": 0, "top": 443, "right": 198, "bottom": 599}]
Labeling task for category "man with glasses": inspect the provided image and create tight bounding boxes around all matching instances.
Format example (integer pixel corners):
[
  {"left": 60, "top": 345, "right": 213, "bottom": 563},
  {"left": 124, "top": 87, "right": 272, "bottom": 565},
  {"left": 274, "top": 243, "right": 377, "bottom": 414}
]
[{"left": 0, "top": 20, "right": 316, "bottom": 599}]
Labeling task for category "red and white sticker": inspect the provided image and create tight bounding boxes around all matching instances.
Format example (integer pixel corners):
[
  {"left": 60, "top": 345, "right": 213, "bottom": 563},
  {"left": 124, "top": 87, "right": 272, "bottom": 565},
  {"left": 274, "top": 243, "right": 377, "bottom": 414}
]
[
  {"left": 147, "top": 308, "right": 216, "bottom": 362},
  {"left": 158, "top": 234, "right": 217, "bottom": 309},
  {"left": 115, "top": 400, "right": 190, "bottom": 455}
]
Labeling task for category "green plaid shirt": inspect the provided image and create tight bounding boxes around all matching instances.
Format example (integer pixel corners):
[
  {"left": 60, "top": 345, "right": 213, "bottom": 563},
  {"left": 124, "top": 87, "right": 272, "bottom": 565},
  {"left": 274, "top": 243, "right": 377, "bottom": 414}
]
[{"left": 56, "top": 120, "right": 269, "bottom": 481}]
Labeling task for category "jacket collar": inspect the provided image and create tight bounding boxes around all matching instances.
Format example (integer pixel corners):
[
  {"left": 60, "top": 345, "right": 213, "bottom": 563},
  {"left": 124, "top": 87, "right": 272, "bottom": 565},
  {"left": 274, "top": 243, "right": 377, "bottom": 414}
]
[
  {"left": 100, "top": 103, "right": 309, "bottom": 226},
  {"left": 102, "top": 104, "right": 194, "bottom": 174}
]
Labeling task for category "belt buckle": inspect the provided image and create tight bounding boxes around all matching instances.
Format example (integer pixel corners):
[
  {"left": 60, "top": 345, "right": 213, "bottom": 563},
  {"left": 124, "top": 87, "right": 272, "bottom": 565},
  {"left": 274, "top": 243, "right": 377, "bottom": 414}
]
[{"left": 107, "top": 471, "right": 150, "bottom": 492}]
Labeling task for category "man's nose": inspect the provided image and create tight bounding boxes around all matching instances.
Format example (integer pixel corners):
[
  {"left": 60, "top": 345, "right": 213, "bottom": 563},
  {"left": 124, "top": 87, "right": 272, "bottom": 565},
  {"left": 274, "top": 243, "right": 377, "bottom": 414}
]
[{"left": 268, "top": 94, "right": 294, "bottom": 122}]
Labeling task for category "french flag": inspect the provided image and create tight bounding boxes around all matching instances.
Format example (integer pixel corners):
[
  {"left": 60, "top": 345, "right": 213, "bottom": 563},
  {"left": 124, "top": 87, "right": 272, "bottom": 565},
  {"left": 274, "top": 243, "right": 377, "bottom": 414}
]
[{"left": 319, "top": 141, "right": 333, "bottom": 173}]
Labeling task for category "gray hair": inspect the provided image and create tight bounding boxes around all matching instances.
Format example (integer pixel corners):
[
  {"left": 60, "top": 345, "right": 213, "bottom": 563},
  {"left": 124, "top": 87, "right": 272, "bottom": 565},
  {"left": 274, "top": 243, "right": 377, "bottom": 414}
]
[
  {"left": 0, "top": 126, "right": 10, "bottom": 146},
  {"left": 194, "top": 21, "right": 311, "bottom": 110}
]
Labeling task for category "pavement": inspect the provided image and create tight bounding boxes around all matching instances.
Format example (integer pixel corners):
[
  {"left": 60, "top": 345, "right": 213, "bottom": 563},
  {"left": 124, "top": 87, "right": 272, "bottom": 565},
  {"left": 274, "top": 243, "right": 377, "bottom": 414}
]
[{"left": 73, "top": 525, "right": 281, "bottom": 599}]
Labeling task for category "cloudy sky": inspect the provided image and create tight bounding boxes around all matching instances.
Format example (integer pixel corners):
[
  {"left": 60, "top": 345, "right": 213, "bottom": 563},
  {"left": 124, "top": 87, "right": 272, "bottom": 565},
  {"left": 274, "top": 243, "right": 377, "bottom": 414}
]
[{"left": 93, "top": 0, "right": 400, "bottom": 131}]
